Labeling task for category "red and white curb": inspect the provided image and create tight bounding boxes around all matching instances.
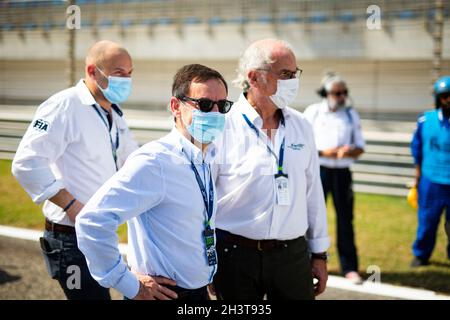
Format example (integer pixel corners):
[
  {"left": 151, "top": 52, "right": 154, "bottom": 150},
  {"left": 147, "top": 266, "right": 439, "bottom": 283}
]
[{"left": 1, "top": 224, "right": 449, "bottom": 300}]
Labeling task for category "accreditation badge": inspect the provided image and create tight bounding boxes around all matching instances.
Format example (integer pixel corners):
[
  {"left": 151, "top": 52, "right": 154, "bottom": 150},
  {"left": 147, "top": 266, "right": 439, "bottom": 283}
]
[
  {"left": 275, "top": 173, "right": 291, "bottom": 206},
  {"left": 203, "top": 227, "right": 217, "bottom": 266}
]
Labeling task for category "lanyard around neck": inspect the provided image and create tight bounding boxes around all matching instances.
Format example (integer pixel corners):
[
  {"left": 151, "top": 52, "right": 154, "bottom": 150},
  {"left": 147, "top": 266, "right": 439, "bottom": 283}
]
[
  {"left": 182, "top": 148, "right": 214, "bottom": 228},
  {"left": 242, "top": 113, "right": 286, "bottom": 174},
  {"left": 91, "top": 105, "right": 119, "bottom": 171}
]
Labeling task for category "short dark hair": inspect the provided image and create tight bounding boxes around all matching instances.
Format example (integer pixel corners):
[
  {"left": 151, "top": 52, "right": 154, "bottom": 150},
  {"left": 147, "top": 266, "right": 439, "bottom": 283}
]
[{"left": 172, "top": 64, "right": 228, "bottom": 98}]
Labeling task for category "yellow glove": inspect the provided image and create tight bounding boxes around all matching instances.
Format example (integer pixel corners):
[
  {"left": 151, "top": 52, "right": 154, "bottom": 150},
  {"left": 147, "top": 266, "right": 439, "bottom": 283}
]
[{"left": 407, "top": 186, "right": 418, "bottom": 209}]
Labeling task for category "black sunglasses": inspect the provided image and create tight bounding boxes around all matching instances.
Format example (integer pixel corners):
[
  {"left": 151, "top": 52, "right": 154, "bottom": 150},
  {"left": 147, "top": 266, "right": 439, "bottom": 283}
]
[
  {"left": 178, "top": 96, "right": 233, "bottom": 114},
  {"left": 329, "top": 90, "right": 348, "bottom": 97},
  {"left": 439, "top": 92, "right": 450, "bottom": 99}
]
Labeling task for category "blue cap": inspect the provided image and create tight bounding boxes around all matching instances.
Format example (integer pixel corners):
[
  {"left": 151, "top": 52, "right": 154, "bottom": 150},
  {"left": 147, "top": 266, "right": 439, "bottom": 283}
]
[{"left": 434, "top": 76, "right": 450, "bottom": 96}]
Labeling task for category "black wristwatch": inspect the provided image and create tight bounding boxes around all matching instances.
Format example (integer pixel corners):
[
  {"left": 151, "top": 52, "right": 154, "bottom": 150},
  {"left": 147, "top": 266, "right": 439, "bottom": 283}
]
[{"left": 311, "top": 252, "right": 328, "bottom": 261}]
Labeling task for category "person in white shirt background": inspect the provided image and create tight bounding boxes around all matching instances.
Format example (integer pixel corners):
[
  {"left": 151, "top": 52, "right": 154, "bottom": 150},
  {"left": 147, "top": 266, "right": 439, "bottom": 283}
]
[
  {"left": 211, "top": 38, "right": 330, "bottom": 300},
  {"left": 304, "top": 72, "right": 365, "bottom": 284},
  {"left": 75, "top": 64, "right": 233, "bottom": 300},
  {"left": 11, "top": 40, "right": 139, "bottom": 299}
]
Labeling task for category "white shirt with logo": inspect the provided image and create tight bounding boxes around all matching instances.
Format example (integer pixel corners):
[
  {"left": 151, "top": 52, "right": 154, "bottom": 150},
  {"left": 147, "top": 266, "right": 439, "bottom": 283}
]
[
  {"left": 304, "top": 100, "right": 365, "bottom": 169},
  {"left": 212, "top": 93, "right": 329, "bottom": 253},
  {"left": 12, "top": 80, "right": 139, "bottom": 226}
]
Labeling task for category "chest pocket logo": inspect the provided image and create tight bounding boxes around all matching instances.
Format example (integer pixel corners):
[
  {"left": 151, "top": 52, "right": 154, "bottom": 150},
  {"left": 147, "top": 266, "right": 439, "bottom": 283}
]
[{"left": 287, "top": 143, "right": 304, "bottom": 151}]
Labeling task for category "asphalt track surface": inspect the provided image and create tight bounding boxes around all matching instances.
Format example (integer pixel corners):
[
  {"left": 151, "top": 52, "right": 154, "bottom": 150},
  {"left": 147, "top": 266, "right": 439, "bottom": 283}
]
[{"left": 0, "top": 236, "right": 396, "bottom": 300}]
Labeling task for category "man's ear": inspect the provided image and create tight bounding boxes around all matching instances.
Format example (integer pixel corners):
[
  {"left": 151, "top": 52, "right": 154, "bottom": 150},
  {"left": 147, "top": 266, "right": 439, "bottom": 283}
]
[
  {"left": 170, "top": 96, "right": 181, "bottom": 120},
  {"left": 86, "top": 64, "right": 97, "bottom": 80},
  {"left": 247, "top": 70, "right": 259, "bottom": 88}
]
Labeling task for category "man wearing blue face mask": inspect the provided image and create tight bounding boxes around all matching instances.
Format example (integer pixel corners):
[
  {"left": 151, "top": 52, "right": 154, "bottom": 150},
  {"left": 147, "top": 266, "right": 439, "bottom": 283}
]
[
  {"left": 76, "top": 64, "right": 233, "bottom": 300},
  {"left": 12, "top": 40, "right": 139, "bottom": 299}
]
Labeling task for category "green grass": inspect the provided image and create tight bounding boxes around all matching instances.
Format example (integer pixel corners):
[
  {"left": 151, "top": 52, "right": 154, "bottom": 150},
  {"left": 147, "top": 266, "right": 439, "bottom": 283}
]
[
  {"left": 1, "top": 159, "right": 449, "bottom": 294},
  {"left": 0, "top": 159, "right": 128, "bottom": 242},
  {"left": 326, "top": 193, "right": 450, "bottom": 294}
]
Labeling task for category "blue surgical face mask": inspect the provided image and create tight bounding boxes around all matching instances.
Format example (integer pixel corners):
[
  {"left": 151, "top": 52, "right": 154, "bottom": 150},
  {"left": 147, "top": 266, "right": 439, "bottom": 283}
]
[
  {"left": 96, "top": 67, "right": 132, "bottom": 104},
  {"left": 183, "top": 109, "right": 225, "bottom": 144}
]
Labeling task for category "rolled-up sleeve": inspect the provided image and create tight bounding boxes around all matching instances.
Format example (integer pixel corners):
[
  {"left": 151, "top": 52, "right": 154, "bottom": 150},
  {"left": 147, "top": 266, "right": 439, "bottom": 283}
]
[
  {"left": 303, "top": 120, "right": 330, "bottom": 253},
  {"left": 75, "top": 151, "right": 165, "bottom": 299},
  {"left": 11, "top": 100, "right": 72, "bottom": 203}
]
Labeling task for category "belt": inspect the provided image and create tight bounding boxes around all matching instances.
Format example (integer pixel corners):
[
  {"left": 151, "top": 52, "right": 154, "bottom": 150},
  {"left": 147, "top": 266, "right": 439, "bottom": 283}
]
[
  {"left": 216, "top": 229, "right": 303, "bottom": 252},
  {"left": 166, "top": 285, "right": 207, "bottom": 299},
  {"left": 45, "top": 219, "right": 76, "bottom": 234}
]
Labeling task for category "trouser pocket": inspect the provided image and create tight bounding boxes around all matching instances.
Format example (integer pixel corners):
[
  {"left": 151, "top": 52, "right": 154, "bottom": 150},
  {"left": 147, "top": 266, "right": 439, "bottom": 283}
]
[{"left": 39, "top": 236, "right": 63, "bottom": 279}]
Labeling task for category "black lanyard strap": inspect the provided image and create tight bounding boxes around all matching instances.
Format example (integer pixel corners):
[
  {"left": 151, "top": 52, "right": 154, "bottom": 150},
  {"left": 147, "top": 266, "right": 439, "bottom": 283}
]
[
  {"left": 242, "top": 113, "right": 286, "bottom": 174},
  {"left": 92, "top": 105, "right": 119, "bottom": 170},
  {"left": 182, "top": 148, "right": 214, "bottom": 228}
]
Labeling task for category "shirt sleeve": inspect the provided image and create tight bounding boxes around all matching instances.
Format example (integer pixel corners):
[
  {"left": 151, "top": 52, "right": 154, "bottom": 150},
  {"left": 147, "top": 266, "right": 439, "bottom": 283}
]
[
  {"left": 302, "top": 105, "right": 315, "bottom": 125},
  {"left": 350, "top": 109, "right": 365, "bottom": 149},
  {"left": 411, "top": 114, "right": 424, "bottom": 165},
  {"left": 75, "top": 151, "right": 165, "bottom": 299},
  {"left": 11, "top": 99, "right": 74, "bottom": 204},
  {"left": 303, "top": 119, "right": 330, "bottom": 253}
]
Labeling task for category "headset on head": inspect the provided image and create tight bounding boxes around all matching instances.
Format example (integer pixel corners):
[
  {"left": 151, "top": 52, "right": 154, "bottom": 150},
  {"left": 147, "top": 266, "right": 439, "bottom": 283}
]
[{"left": 316, "top": 71, "right": 349, "bottom": 98}]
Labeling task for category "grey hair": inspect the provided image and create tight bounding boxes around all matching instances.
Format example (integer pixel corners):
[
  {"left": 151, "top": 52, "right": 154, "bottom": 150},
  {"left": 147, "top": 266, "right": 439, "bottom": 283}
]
[
  {"left": 233, "top": 39, "right": 294, "bottom": 91},
  {"left": 321, "top": 71, "right": 347, "bottom": 92}
]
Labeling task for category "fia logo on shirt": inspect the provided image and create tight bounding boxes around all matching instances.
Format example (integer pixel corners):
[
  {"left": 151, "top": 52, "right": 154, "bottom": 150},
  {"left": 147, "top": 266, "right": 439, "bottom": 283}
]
[
  {"left": 287, "top": 143, "right": 304, "bottom": 150},
  {"left": 33, "top": 119, "right": 50, "bottom": 132}
]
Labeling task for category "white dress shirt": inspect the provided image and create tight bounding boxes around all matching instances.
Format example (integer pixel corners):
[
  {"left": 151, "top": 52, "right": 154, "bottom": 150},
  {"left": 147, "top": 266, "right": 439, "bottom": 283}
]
[
  {"left": 303, "top": 100, "right": 365, "bottom": 169},
  {"left": 212, "top": 93, "right": 329, "bottom": 253},
  {"left": 12, "top": 80, "right": 139, "bottom": 226},
  {"left": 75, "top": 128, "right": 218, "bottom": 299}
]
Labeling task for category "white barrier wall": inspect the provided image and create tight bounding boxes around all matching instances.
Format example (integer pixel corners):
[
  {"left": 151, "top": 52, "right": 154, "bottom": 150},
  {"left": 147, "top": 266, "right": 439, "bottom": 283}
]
[{"left": 1, "top": 21, "right": 449, "bottom": 113}]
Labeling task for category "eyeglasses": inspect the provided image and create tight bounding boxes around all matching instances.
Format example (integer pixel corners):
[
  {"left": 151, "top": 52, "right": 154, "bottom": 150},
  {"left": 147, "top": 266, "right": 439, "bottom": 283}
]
[
  {"left": 440, "top": 92, "right": 450, "bottom": 99},
  {"left": 329, "top": 90, "right": 348, "bottom": 97},
  {"left": 178, "top": 96, "right": 234, "bottom": 114},
  {"left": 258, "top": 67, "right": 303, "bottom": 80}
]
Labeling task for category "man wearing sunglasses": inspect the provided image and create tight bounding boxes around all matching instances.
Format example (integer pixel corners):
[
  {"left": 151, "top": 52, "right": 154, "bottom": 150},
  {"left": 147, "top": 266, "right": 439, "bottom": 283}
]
[
  {"left": 211, "top": 39, "right": 329, "bottom": 300},
  {"left": 75, "top": 64, "right": 232, "bottom": 300},
  {"left": 410, "top": 75, "right": 450, "bottom": 268},
  {"left": 304, "top": 72, "right": 365, "bottom": 284}
]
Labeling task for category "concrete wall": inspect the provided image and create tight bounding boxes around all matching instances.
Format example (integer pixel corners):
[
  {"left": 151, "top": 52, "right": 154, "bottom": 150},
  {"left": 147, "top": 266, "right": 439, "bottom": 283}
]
[{"left": 1, "top": 20, "right": 450, "bottom": 114}]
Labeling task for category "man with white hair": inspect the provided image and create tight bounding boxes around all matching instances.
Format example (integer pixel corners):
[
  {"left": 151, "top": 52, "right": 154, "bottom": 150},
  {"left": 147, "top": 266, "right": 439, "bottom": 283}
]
[
  {"left": 304, "top": 72, "right": 365, "bottom": 284},
  {"left": 211, "top": 39, "right": 329, "bottom": 300}
]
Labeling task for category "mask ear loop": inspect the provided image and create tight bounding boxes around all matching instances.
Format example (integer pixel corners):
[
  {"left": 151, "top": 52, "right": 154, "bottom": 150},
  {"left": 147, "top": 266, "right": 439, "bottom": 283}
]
[
  {"left": 178, "top": 99, "right": 196, "bottom": 146},
  {"left": 95, "top": 67, "right": 110, "bottom": 90}
]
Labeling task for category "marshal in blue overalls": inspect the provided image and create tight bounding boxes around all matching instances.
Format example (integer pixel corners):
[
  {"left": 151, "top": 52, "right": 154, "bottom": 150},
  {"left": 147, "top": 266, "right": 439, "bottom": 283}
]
[{"left": 410, "top": 76, "right": 450, "bottom": 267}]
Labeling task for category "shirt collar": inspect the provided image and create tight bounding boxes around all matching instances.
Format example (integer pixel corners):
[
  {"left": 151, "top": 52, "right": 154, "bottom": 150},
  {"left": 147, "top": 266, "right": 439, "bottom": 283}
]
[
  {"left": 438, "top": 108, "right": 450, "bottom": 125},
  {"left": 75, "top": 79, "right": 97, "bottom": 106},
  {"left": 236, "top": 93, "right": 289, "bottom": 129},
  {"left": 169, "top": 127, "right": 217, "bottom": 165},
  {"left": 320, "top": 99, "right": 328, "bottom": 112},
  {"left": 236, "top": 93, "right": 262, "bottom": 128},
  {"left": 76, "top": 79, "right": 124, "bottom": 118}
]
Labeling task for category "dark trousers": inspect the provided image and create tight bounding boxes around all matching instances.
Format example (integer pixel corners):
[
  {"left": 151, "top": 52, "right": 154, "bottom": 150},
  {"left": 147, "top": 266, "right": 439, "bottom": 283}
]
[
  {"left": 320, "top": 166, "right": 359, "bottom": 274},
  {"left": 166, "top": 285, "right": 209, "bottom": 301},
  {"left": 40, "top": 230, "right": 111, "bottom": 300},
  {"left": 413, "top": 175, "right": 450, "bottom": 261},
  {"left": 124, "top": 285, "right": 208, "bottom": 301},
  {"left": 213, "top": 231, "right": 314, "bottom": 300}
]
